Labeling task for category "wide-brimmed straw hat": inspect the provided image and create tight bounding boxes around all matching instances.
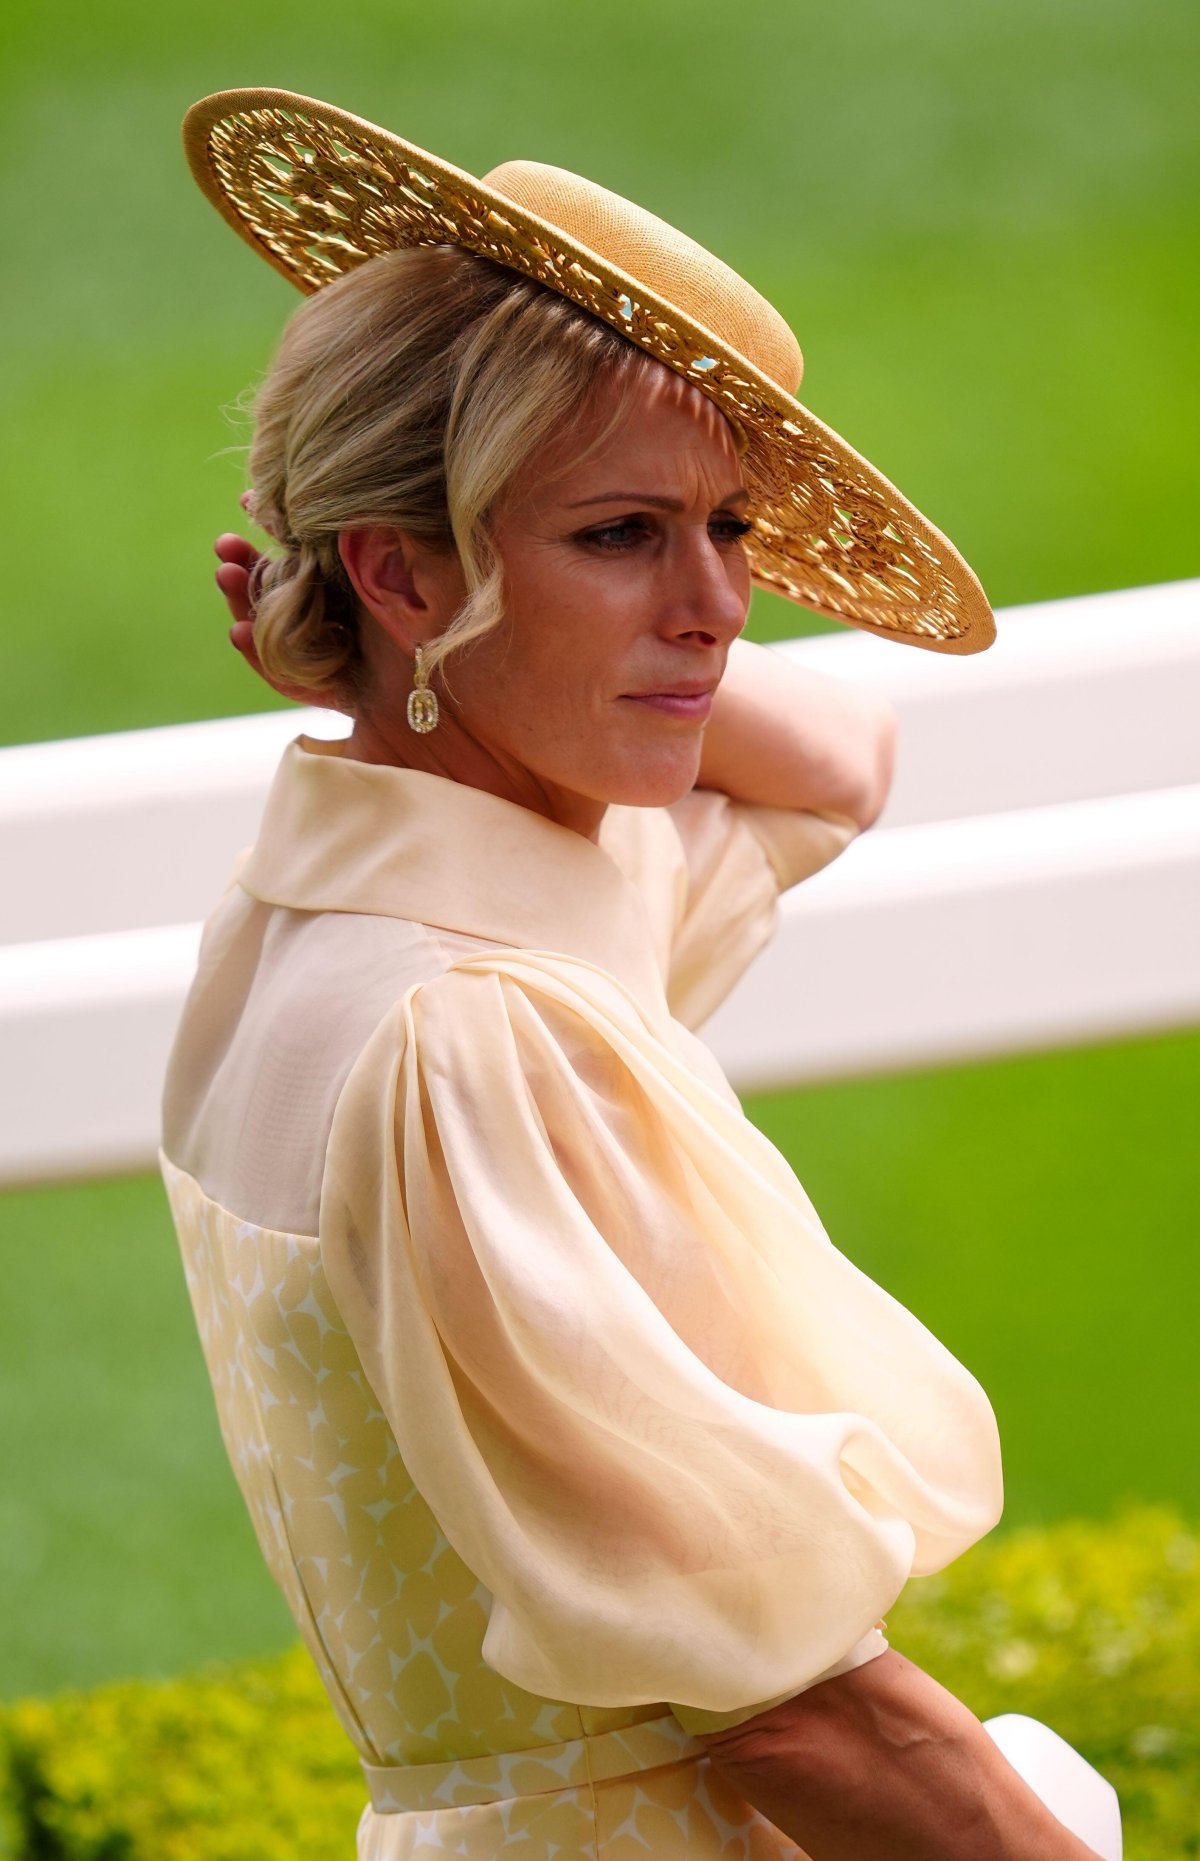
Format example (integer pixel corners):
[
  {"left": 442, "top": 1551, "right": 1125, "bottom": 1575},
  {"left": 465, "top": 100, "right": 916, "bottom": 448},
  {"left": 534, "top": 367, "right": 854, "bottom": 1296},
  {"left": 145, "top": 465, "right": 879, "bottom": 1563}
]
[{"left": 184, "top": 88, "right": 994, "bottom": 655}]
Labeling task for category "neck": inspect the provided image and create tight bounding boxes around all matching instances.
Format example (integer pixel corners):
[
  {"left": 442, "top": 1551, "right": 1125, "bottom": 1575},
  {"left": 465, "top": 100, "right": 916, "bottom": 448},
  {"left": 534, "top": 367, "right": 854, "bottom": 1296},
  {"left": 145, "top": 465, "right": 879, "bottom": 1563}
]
[{"left": 343, "top": 709, "right": 608, "bottom": 844}]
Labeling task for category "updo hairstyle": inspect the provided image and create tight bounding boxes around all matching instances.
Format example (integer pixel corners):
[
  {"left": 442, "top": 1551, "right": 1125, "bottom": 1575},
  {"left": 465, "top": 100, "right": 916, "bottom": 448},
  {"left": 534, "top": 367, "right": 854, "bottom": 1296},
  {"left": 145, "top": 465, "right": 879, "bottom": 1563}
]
[{"left": 244, "top": 244, "right": 667, "bottom": 709}]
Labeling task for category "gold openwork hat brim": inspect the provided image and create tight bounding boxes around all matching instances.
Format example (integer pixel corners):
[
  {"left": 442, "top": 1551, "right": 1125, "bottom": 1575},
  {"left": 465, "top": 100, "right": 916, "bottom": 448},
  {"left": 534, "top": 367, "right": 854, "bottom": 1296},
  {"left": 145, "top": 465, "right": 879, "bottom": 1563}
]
[{"left": 184, "top": 89, "right": 995, "bottom": 655}]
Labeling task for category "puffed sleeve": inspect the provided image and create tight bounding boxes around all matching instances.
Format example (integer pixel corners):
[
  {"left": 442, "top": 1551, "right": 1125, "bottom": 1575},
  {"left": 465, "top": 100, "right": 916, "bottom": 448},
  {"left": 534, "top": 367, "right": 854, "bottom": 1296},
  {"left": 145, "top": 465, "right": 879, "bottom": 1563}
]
[
  {"left": 665, "top": 790, "right": 862, "bottom": 1029},
  {"left": 318, "top": 949, "right": 1002, "bottom": 1724}
]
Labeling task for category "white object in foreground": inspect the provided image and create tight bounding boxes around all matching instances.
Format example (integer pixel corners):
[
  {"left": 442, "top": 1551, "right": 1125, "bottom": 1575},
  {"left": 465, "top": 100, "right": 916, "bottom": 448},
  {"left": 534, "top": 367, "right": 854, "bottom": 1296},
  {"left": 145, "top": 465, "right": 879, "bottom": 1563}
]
[{"left": 983, "top": 1714, "right": 1122, "bottom": 1858}]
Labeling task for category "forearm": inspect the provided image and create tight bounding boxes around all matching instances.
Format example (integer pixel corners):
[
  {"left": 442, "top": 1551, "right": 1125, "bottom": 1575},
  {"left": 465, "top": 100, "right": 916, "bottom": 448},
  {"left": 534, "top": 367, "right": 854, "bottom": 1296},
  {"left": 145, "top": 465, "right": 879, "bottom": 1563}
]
[
  {"left": 701, "top": 1651, "right": 1103, "bottom": 1861},
  {"left": 696, "top": 637, "right": 897, "bottom": 826}
]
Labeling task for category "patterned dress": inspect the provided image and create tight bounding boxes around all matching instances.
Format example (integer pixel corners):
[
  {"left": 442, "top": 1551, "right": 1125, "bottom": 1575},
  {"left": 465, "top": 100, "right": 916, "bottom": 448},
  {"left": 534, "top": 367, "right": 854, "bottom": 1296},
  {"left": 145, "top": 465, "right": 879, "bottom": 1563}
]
[{"left": 159, "top": 734, "right": 1003, "bottom": 1857}]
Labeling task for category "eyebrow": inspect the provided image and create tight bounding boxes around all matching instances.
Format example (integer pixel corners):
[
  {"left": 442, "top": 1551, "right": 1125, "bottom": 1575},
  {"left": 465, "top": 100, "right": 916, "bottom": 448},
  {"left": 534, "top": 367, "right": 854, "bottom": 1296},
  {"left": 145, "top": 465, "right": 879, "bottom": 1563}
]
[{"left": 565, "top": 487, "right": 750, "bottom": 510}]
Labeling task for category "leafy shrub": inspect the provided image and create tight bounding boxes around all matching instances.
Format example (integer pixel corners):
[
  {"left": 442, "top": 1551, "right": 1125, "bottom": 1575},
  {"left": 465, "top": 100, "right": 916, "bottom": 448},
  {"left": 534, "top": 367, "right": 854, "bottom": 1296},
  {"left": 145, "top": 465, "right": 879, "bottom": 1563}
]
[
  {"left": 2, "top": 1506, "right": 1195, "bottom": 1858},
  {"left": 0, "top": 1645, "right": 363, "bottom": 1859},
  {"left": 887, "top": 1504, "right": 1199, "bottom": 1856}
]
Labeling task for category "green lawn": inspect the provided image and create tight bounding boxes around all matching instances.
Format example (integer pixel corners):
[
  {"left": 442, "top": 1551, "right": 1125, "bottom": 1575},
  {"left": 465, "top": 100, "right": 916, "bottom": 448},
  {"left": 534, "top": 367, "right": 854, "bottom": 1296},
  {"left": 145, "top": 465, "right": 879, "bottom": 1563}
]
[{"left": 2, "top": 0, "right": 1198, "bottom": 1703}]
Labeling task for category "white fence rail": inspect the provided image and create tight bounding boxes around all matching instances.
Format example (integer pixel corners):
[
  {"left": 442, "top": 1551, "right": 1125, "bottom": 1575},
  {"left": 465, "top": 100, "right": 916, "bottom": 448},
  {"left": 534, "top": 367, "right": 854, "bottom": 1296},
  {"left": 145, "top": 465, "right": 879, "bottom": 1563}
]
[{"left": 2, "top": 578, "right": 1197, "bottom": 1189}]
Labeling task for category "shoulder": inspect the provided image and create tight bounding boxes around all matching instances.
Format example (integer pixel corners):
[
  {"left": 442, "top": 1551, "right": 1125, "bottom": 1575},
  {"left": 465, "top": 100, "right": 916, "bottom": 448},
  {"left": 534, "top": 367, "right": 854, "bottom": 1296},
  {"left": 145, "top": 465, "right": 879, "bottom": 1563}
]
[
  {"left": 326, "top": 945, "right": 741, "bottom": 1174},
  {"left": 335, "top": 949, "right": 651, "bottom": 1103}
]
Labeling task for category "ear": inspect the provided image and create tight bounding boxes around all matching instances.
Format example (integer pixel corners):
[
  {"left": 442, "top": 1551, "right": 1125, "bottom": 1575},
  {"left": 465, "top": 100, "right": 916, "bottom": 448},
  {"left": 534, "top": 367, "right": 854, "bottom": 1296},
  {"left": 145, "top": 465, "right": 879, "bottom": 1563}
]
[{"left": 338, "top": 525, "right": 464, "bottom": 648}]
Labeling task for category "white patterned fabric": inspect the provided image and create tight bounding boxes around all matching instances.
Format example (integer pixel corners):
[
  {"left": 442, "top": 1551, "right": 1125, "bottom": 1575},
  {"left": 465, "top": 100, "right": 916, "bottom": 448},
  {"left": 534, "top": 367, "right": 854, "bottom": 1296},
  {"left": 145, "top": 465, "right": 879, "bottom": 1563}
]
[{"left": 159, "top": 733, "right": 1003, "bottom": 1857}]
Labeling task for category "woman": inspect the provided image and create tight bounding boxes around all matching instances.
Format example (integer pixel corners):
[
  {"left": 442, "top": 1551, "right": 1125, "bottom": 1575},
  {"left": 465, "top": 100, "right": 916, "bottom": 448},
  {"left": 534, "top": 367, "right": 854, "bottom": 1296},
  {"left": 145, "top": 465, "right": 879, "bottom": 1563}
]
[{"left": 161, "top": 90, "right": 1106, "bottom": 1859}]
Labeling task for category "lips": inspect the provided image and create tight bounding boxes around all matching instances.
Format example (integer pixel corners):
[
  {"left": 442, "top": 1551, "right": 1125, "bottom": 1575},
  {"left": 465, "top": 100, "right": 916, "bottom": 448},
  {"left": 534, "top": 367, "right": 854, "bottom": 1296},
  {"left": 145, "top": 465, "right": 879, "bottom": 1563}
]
[
  {"left": 622, "top": 690, "right": 714, "bottom": 719},
  {"left": 622, "top": 682, "right": 717, "bottom": 699}
]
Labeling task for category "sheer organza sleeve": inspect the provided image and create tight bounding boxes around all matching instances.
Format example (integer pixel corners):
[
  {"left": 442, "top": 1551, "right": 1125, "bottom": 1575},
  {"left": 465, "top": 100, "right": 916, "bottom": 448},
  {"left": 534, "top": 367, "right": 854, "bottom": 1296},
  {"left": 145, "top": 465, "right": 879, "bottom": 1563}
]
[
  {"left": 318, "top": 948, "right": 1002, "bottom": 1728},
  {"left": 664, "top": 789, "right": 862, "bottom": 1028}
]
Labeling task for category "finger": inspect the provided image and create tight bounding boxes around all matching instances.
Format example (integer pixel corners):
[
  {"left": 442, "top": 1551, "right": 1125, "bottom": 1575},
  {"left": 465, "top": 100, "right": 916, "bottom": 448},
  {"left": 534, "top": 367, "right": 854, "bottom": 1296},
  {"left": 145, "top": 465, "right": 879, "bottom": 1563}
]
[
  {"left": 227, "top": 614, "right": 269, "bottom": 682},
  {"left": 215, "top": 561, "right": 256, "bottom": 629},
  {"left": 213, "top": 532, "right": 261, "bottom": 569},
  {"left": 214, "top": 562, "right": 248, "bottom": 595}
]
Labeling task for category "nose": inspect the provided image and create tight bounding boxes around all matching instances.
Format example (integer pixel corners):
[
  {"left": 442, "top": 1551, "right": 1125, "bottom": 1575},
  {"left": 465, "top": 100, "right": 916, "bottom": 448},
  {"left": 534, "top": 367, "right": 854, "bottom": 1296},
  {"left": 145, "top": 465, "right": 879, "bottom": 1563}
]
[{"left": 661, "top": 524, "right": 750, "bottom": 646}]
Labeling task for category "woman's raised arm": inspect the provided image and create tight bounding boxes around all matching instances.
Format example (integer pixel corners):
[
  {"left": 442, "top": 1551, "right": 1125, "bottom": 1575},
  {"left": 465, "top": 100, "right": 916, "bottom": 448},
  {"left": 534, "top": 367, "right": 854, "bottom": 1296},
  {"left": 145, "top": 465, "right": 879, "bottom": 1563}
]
[{"left": 694, "top": 634, "right": 897, "bottom": 828}]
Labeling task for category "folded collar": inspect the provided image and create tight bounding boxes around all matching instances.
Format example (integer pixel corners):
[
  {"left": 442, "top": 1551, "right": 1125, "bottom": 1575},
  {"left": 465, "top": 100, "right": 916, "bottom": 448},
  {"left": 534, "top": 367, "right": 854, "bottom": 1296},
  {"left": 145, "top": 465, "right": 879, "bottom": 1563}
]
[{"left": 238, "top": 735, "right": 671, "bottom": 1019}]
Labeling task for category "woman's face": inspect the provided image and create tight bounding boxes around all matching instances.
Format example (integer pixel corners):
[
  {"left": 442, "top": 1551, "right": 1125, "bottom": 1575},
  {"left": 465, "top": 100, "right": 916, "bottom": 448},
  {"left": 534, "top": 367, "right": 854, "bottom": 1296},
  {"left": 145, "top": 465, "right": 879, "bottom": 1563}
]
[
  {"left": 349, "top": 361, "right": 753, "bottom": 839},
  {"left": 481, "top": 364, "right": 752, "bottom": 823}
]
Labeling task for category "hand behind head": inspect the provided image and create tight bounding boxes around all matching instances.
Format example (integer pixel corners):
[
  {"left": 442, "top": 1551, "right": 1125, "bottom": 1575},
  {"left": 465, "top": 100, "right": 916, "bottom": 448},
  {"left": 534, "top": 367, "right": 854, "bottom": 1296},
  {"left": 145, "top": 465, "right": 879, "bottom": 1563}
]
[{"left": 214, "top": 531, "right": 352, "bottom": 714}]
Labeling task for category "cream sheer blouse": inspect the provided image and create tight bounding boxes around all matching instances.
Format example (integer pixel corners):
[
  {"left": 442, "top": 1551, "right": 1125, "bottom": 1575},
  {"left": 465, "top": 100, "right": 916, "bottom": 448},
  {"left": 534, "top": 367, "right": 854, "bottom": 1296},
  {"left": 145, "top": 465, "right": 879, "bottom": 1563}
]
[{"left": 161, "top": 732, "right": 1003, "bottom": 1740}]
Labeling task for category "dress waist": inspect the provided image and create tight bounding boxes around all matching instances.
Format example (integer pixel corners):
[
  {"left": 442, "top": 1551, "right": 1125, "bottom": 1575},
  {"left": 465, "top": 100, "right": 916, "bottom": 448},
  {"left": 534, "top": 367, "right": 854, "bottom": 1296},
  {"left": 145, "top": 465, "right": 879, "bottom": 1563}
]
[{"left": 361, "top": 1713, "right": 707, "bottom": 1814}]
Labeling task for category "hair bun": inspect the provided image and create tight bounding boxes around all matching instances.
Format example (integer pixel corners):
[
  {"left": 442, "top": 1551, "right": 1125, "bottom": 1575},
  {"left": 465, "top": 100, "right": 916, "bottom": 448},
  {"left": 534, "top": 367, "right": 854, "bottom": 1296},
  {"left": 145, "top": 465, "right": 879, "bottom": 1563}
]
[{"left": 251, "top": 539, "right": 360, "bottom": 700}]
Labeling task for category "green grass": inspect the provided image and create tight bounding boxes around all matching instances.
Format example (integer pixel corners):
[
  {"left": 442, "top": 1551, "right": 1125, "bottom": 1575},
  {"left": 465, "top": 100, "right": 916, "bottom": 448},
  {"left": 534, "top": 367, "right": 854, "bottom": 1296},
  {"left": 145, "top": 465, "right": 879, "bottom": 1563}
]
[
  {"left": 745, "top": 1026, "right": 1200, "bottom": 1528},
  {"left": 2, "top": 0, "right": 1197, "bottom": 1707},
  {"left": 0, "top": 1176, "right": 294, "bottom": 1702}
]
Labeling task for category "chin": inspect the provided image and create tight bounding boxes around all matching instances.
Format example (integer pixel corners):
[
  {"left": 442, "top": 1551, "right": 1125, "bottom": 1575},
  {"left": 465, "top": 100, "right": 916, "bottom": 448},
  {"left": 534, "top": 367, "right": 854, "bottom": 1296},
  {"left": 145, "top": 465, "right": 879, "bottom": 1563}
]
[{"left": 590, "top": 747, "right": 703, "bottom": 810}]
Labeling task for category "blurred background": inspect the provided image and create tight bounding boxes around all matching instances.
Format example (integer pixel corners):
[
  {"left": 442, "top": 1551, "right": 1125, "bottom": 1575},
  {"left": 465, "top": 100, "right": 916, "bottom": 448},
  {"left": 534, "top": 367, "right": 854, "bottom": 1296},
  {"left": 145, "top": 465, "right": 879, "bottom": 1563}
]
[{"left": 2, "top": 0, "right": 1197, "bottom": 1706}]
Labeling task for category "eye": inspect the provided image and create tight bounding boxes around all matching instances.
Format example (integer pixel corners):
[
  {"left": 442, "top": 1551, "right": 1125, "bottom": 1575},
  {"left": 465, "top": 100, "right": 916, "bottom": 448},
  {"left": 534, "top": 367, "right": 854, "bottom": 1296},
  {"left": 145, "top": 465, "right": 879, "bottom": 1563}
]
[
  {"left": 578, "top": 517, "right": 654, "bottom": 551},
  {"left": 710, "top": 515, "right": 755, "bottom": 544}
]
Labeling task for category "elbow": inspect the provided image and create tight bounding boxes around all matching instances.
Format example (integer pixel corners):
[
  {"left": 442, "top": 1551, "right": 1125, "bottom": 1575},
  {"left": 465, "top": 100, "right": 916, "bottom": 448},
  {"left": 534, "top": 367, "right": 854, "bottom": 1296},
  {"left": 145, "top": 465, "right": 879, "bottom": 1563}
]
[
  {"left": 812, "top": 695, "right": 898, "bottom": 832},
  {"left": 849, "top": 699, "right": 898, "bottom": 830}
]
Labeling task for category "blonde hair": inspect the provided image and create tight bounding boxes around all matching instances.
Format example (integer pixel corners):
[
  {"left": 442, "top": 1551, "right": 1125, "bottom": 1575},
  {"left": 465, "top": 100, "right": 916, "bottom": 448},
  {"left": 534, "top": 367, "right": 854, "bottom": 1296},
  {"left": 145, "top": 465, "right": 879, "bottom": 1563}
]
[{"left": 244, "top": 244, "right": 664, "bottom": 707}]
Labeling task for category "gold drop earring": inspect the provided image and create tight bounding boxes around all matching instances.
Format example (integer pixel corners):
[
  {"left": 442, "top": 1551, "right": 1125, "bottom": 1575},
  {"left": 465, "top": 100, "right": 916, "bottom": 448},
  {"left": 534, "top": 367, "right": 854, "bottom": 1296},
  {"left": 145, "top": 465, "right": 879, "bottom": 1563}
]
[{"left": 406, "top": 644, "right": 439, "bottom": 734}]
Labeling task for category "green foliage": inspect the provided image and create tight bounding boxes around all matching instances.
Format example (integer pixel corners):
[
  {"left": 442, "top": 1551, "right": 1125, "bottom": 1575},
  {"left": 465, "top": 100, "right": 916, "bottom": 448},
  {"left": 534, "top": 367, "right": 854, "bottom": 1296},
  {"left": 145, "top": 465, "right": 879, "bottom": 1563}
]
[
  {"left": 0, "top": 1645, "right": 363, "bottom": 1860},
  {"left": 887, "top": 1506, "right": 1200, "bottom": 1857},
  {"left": 1, "top": 1508, "right": 1195, "bottom": 1858}
]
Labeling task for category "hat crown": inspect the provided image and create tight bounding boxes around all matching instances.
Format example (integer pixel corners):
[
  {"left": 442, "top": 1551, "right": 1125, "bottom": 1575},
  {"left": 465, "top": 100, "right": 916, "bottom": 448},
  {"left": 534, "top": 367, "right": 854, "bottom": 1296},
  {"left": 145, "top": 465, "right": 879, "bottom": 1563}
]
[{"left": 482, "top": 159, "right": 804, "bottom": 396}]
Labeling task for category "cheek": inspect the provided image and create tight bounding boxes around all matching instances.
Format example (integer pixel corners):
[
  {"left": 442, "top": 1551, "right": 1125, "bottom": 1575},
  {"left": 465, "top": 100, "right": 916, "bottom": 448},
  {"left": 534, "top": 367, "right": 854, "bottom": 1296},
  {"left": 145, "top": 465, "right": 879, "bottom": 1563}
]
[
  {"left": 501, "top": 574, "right": 633, "bottom": 699},
  {"left": 721, "top": 545, "right": 753, "bottom": 607},
  {"left": 458, "top": 616, "right": 611, "bottom": 740}
]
